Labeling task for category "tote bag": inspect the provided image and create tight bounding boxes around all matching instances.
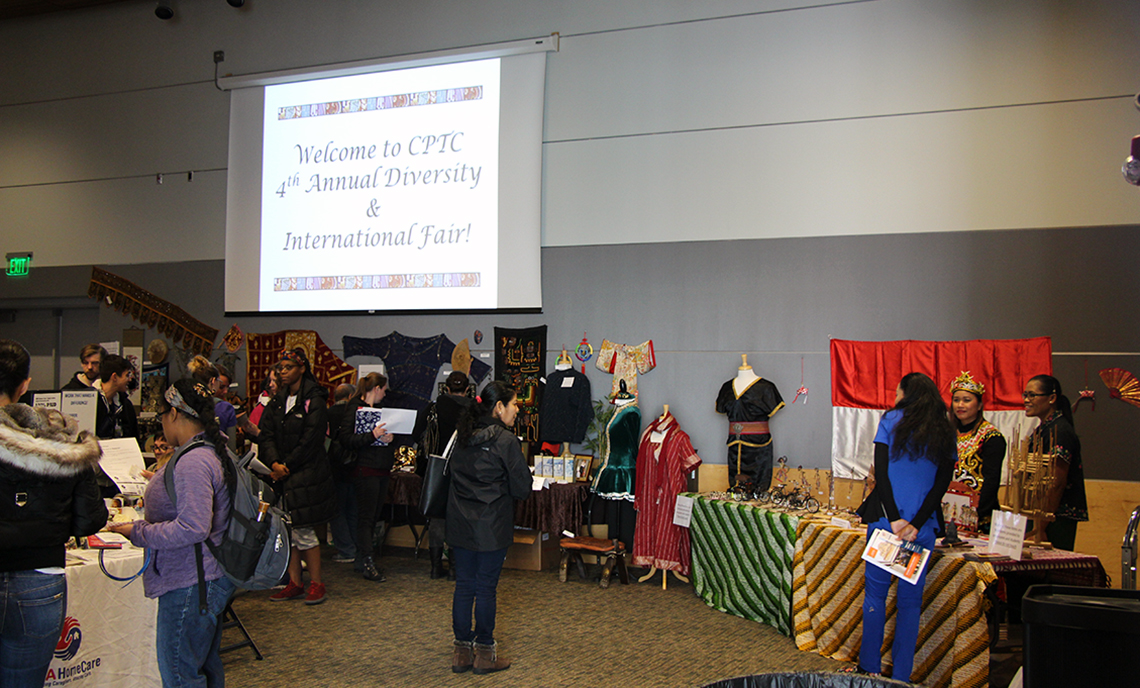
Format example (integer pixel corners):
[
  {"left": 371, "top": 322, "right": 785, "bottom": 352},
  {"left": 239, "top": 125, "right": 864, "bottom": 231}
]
[{"left": 419, "top": 430, "right": 458, "bottom": 519}]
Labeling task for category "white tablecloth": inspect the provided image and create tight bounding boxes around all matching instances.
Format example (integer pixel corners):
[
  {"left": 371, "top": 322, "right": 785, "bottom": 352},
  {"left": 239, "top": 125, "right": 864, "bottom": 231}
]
[{"left": 44, "top": 547, "right": 160, "bottom": 688}]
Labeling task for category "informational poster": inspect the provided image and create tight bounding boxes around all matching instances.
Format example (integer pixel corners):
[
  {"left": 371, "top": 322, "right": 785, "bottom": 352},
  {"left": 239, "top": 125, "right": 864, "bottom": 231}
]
[
  {"left": 32, "top": 391, "right": 62, "bottom": 411},
  {"left": 60, "top": 389, "right": 98, "bottom": 435},
  {"left": 987, "top": 510, "right": 1028, "bottom": 561}
]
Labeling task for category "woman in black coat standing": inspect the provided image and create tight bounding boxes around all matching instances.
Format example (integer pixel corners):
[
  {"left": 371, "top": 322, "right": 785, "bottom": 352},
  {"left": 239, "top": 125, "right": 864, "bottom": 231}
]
[
  {"left": 338, "top": 372, "right": 396, "bottom": 581},
  {"left": 0, "top": 339, "right": 107, "bottom": 687},
  {"left": 260, "top": 348, "right": 336, "bottom": 605},
  {"left": 447, "top": 381, "right": 532, "bottom": 675}
]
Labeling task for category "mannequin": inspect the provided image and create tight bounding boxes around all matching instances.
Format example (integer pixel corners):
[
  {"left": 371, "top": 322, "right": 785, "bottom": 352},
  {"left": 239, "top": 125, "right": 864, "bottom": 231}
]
[
  {"left": 733, "top": 357, "right": 760, "bottom": 395},
  {"left": 715, "top": 355, "right": 784, "bottom": 491},
  {"left": 589, "top": 380, "right": 640, "bottom": 550}
]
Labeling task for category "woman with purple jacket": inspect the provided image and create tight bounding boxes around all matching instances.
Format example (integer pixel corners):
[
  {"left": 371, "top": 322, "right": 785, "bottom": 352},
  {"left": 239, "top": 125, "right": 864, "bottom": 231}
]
[{"left": 107, "top": 379, "right": 234, "bottom": 687}]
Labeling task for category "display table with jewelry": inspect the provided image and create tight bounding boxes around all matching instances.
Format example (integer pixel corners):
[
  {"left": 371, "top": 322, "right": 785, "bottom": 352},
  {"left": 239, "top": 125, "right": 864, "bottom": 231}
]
[
  {"left": 49, "top": 545, "right": 160, "bottom": 688},
  {"left": 688, "top": 493, "right": 998, "bottom": 688}
]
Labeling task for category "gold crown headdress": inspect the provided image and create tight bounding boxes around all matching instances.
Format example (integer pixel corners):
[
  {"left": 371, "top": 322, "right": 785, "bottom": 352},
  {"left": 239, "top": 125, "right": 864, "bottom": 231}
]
[{"left": 950, "top": 370, "right": 985, "bottom": 397}]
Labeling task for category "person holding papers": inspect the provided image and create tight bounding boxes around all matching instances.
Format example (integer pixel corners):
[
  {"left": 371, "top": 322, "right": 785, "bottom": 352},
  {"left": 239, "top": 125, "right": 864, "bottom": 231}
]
[
  {"left": 855, "top": 372, "right": 954, "bottom": 681},
  {"left": 0, "top": 339, "right": 107, "bottom": 688},
  {"left": 338, "top": 372, "right": 395, "bottom": 582}
]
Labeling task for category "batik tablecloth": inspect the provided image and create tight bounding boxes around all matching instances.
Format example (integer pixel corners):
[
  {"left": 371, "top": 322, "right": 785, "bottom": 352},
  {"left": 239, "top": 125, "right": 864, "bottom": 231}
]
[
  {"left": 791, "top": 519, "right": 996, "bottom": 688},
  {"left": 689, "top": 494, "right": 799, "bottom": 635}
]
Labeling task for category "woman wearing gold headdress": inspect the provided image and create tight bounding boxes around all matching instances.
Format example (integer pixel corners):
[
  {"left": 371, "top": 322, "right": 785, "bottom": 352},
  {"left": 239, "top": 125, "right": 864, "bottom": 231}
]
[{"left": 950, "top": 371, "right": 1006, "bottom": 532}]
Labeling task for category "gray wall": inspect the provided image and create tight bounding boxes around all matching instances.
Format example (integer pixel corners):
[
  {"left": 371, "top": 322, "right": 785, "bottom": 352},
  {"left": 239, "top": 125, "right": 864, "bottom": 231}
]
[
  {"left": 3, "top": 223, "right": 1137, "bottom": 480},
  {"left": 1, "top": 1, "right": 1138, "bottom": 479}
]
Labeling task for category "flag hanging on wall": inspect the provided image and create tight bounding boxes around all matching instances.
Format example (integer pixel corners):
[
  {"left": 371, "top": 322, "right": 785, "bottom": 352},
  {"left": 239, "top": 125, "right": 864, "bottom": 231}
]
[{"left": 830, "top": 337, "right": 1052, "bottom": 479}]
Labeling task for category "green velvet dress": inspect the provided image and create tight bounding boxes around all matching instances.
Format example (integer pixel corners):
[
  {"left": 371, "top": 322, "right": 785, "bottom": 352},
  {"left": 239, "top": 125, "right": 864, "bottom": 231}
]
[{"left": 590, "top": 401, "right": 641, "bottom": 501}]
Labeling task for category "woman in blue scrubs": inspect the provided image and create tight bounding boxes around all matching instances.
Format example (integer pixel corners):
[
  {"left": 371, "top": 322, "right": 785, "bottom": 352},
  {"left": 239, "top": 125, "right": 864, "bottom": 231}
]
[{"left": 857, "top": 372, "right": 955, "bottom": 681}]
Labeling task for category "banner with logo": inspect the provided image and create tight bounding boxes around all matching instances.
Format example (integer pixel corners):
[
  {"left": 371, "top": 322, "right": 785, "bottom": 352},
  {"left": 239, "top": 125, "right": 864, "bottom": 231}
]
[{"left": 47, "top": 548, "right": 159, "bottom": 687}]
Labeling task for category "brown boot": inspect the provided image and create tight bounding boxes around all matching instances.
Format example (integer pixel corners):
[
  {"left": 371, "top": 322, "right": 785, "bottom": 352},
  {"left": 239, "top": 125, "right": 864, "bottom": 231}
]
[
  {"left": 473, "top": 642, "right": 510, "bottom": 675},
  {"left": 452, "top": 640, "right": 473, "bottom": 673}
]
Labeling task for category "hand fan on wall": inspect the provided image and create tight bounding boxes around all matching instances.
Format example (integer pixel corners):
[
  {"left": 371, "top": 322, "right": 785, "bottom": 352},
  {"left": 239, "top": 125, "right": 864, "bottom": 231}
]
[{"left": 1099, "top": 368, "right": 1140, "bottom": 409}]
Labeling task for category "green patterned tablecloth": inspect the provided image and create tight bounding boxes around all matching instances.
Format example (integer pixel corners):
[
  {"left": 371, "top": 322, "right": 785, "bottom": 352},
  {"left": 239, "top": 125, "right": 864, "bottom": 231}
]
[{"left": 688, "top": 493, "right": 800, "bottom": 636}]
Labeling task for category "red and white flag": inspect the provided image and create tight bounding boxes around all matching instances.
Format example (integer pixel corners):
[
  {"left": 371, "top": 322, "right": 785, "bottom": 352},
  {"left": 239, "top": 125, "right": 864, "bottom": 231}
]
[{"left": 830, "top": 337, "right": 1052, "bottom": 478}]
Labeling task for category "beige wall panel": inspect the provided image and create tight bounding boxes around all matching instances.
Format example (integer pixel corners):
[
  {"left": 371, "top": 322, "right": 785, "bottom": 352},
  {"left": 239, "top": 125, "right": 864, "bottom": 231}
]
[
  {"left": 1, "top": 170, "right": 227, "bottom": 266},
  {"left": 546, "top": 0, "right": 1140, "bottom": 141},
  {"left": 0, "top": 83, "right": 228, "bottom": 188},
  {"left": 543, "top": 98, "right": 1140, "bottom": 247},
  {"left": 1076, "top": 479, "right": 1140, "bottom": 589}
]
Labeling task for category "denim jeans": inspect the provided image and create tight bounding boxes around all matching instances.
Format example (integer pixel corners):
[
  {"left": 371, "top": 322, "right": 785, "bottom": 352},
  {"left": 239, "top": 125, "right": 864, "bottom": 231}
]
[
  {"left": 156, "top": 576, "right": 236, "bottom": 688},
  {"left": 329, "top": 474, "right": 358, "bottom": 559},
  {"left": 0, "top": 570, "right": 66, "bottom": 688},
  {"left": 451, "top": 546, "right": 508, "bottom": 645}
]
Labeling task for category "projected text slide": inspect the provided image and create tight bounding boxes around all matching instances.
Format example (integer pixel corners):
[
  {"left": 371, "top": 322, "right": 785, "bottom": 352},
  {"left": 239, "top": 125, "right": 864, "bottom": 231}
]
[{"left": 259, "top": 59, "right": 500, "bottom": 311}]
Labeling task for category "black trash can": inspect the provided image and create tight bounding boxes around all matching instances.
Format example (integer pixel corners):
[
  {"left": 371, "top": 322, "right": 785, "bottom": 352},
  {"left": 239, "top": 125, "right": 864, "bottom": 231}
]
[
  {"left": 1022, "top": 584, "right": 1140, "bottom": 688},
  {"left": 701, "top": 672, "right": 911, "bottom": 688}
]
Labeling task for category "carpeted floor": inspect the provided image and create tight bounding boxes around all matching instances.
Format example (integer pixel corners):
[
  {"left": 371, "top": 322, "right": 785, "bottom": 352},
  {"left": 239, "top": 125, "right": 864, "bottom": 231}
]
[{"left": 221, "top": 547, "right": 846, "bottom": 687}]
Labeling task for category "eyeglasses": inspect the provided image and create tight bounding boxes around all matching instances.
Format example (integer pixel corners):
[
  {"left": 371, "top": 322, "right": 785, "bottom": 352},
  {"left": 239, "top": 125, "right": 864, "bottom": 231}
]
[
  {"left": 274, "top": 363, "right": 298, "bottom": 373},
  {"left": 1022, "top": 391, "right": 1051, "bottom": 399}
]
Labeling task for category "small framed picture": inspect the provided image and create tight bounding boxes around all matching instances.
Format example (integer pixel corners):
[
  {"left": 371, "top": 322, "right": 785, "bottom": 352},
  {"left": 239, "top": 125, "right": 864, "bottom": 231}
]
[{"left": 574, "top": 455, "right": 594, "bottom": 482}]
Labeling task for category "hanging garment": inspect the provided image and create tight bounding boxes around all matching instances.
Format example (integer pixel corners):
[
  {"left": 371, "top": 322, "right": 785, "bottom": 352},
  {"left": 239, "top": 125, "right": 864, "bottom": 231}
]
[{"left": 632, "top": 412, "right": 702, "bottom": 575}]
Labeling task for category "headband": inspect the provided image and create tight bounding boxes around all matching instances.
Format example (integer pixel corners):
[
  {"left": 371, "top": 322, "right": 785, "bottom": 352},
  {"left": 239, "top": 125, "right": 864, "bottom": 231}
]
[
  {"left": 164, "top": 385, "right": 202, "bottom": 419},
  {"left": 950, "top": 370, "right": 985, "bottom": 397},
  {"left": 280, "top": 349, "right": 307, "bottom": 367}
]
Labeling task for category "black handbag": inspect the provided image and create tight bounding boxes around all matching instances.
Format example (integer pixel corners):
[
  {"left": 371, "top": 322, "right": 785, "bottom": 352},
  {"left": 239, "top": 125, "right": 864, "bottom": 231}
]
[{"left": 419, "top": 430, "right": 457, "bottom": 519}]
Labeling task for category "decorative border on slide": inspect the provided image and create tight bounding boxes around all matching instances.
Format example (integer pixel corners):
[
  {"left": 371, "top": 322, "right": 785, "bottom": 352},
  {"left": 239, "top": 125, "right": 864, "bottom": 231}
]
[
  {"left": 273, "top": 272, "right": 481, "bottom": 291},
  {"left": 277, "top": 86, "right": 483, "bottom": 121}
]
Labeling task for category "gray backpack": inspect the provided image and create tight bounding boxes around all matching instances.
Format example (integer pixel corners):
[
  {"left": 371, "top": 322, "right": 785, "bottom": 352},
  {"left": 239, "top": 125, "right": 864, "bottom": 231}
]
[{"left": 165, "top": 441, "right": 291, "bottom": 603}]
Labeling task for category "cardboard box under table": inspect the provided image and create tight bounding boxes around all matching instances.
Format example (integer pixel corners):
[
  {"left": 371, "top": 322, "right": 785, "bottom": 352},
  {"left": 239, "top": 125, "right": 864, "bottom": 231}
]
[{"left": 504, "top": 528, "right": 561, "bottom": 571}]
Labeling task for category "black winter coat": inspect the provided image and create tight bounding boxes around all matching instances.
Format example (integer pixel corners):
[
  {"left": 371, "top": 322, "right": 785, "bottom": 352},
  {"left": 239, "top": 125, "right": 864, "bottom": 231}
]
[
  {"left": 258, "top": 377, "right": 336, "bottom": 527},
  {"left": 0, "top": 403, "right": 108, "bottom": 572},
  {"left": 445, "top": 417, "right": 531, "bottom": 552},
  {"left": 338, "top": 398, "right": 397, "bottom": 472}
]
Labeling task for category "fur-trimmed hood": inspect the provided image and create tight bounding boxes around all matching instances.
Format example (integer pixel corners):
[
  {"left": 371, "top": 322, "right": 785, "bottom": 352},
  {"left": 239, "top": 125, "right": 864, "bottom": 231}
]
[{"left": 0, "top": 403, "right": 103, "bottom": 478}]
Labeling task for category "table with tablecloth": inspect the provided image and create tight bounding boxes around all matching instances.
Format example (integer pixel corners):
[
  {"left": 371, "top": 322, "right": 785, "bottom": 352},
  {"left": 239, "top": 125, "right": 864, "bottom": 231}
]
[
  {"left": 45, "top": 546, "right": 160, "bottom": 688},
  {"left": 791, "top": 519, "right": 995, "bottom": 688},
  {"left": 689, "top": 494, "right": 799, "bottom": 635},
  {"left": 688, "top": 495, "right": 997, "bottom": 688},
  {"left": 385, "top": 473, "right": 590, "bottom": 551},
  {"left": 515, "top": 481, "right": 589, "bottom": 537}
]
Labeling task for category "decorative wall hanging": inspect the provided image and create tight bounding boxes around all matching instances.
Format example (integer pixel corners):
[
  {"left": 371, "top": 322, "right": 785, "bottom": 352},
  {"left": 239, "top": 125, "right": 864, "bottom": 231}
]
[
  {"left": 596, "top": 338, "right": 655, "bottom": 397},
  {"left": 88, "top": 267, "right": 218, "bottom": 356},
  {"left": 343, "top": 332, "right": 491, "bottom": 410},
  {"left": 248, "top": 330, "right": 356, "bottom": 399},
  {"left": 1073, "top": 359, "right": 1096, "bottom": 413},
  {"left": 1099, "top": 367, "right": 1140, "bottom": 409},
  {"left": 146, "top": 338, "right": 168, "bottom": 365},
  {"left": 574, "top": 332, "right": 593, "bottom": 374},
  {"left": 222, "top": 324, "right": 245, "bottom": 353},
  {"left": 494, "top": 325, "right": 547, "bottom": 442}
]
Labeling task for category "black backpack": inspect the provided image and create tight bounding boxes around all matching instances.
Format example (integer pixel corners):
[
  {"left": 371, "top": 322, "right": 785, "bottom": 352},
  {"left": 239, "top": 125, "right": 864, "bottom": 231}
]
[{"left": 165, "top": 440, "right": 291, "bottom": 607}]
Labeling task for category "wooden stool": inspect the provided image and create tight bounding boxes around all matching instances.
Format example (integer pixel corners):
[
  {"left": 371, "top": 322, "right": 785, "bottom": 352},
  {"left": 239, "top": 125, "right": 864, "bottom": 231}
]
[{"left": 558, "top": 536, "right": 630, "bottom": 589}]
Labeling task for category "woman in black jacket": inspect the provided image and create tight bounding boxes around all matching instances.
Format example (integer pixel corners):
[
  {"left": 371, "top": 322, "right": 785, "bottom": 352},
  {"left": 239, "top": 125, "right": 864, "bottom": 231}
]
[
  {"left": 0, "top": 339, "right": 107, "bottom": 687},
  {"left": 260, "top": 348, "right": 336, "bottom": 605},
  {"left": 338, "top": 372, "right": 395, "bottom": 581},
  {"left": 446, "top": 381, "right": 531, "bottom": 675}
]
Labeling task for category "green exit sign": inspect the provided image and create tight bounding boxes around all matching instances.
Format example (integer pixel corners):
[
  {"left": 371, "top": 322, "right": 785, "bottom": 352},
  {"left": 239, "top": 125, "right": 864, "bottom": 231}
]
[{"left": 6, "top": 253, "right": 31, "bottom": 277}]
